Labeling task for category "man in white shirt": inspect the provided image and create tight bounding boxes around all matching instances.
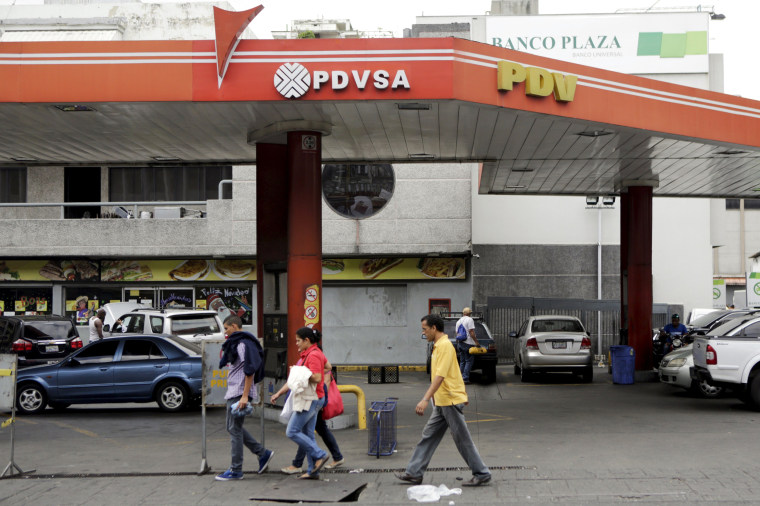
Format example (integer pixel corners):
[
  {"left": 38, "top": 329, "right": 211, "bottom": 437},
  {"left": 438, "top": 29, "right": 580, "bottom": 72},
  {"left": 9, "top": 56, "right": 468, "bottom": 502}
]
[{"left": 455, "top": 307, "right": 480, "bottom": 384}]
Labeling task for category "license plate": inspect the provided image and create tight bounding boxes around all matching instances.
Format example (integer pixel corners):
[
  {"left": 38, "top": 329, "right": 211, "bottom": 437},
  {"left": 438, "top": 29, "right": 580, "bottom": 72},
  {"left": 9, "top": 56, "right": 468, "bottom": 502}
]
[
  {"left": 551, "top": 341, "right": 567, "bottom": 349},
  {"left": 45, "top": 345, "right": 58, "bottom": 353}
]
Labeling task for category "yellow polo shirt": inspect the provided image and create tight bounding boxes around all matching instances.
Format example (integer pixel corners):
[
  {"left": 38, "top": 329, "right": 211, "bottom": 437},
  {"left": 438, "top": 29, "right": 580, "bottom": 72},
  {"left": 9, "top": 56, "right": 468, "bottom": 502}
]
[{"left": 431, "top": 335, "right": 468, "bottom": 406}]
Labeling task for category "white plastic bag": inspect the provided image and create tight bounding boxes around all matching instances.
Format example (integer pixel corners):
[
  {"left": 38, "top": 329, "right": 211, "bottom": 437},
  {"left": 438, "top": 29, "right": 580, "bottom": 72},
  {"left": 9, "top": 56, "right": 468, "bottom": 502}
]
[
  {"left": 406, "top": 484, "right": 462, "bottom": 503},
  {"left": 279, "top": 392, "right": 294, "bottom": 423}
]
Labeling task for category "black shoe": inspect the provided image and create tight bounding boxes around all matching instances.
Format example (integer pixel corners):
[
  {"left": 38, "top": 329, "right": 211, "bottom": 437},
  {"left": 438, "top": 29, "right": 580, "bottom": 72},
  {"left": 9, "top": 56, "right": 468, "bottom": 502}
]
[
  {"left": 395, "top": 472, "right": 423, "bottom": 485},
  {"left": 462, "top": 475, "right": 491, "bottom": 486}
]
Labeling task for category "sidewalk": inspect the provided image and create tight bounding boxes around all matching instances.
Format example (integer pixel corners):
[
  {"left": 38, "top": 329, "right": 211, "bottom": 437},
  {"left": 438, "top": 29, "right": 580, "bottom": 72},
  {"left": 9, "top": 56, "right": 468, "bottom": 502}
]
[{"left": 3, "top": 367, "right": 760, "bottom": 504}]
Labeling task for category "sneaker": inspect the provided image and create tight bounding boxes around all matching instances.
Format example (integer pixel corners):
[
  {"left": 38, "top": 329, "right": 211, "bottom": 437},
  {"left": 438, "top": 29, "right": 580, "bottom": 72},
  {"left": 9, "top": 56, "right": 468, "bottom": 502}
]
[
  {"left": 215, "top": 469, "right": 243, "bottom": 481},
  {"left": 325, "top": 458, "right": 344, "bottom": 470},
  {"left": 258, "top": 449, "right": 274, "bottom": 474},
  {"left": 281, "top": 465, "right": 302, "bottom": 475}
]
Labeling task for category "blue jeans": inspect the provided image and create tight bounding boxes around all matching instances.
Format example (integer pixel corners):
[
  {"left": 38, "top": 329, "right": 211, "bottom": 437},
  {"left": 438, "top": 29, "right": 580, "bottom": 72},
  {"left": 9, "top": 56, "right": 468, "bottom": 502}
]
[
  {"left": 225, "top": 396, "right": 266, "bottom": 473},
  {"left": 293, "top": 410, "right": 343, "bottom": 467},
  {"left": 458, "top": 342, "right": 475, "bottom": 381},
  {"left": 286, "top": 396, "right": 327, "bottom": 473},
  {"left": 405, "top": 403, "right": 490, "bottom": 480}
]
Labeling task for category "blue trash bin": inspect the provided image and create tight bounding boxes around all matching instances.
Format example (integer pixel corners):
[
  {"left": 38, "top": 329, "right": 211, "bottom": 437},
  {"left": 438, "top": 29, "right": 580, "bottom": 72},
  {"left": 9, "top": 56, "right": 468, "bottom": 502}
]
[{"left": 610, "top": 345, "right": 635, "bottom": 384}]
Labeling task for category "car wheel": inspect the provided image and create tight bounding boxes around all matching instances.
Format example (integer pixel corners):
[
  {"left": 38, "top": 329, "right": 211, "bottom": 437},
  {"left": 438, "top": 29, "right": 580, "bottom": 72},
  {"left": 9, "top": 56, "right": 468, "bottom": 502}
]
[
  {"left": 581, "top": 366, "right": 594, "bottom": 383},
  {"left": 48, "top": 402, "right": 71, "bottom": 410},
  {"left": 483, "top": 363, "right": 497, "bottom": 384},
  {"left": 690, "top": 379, "right": 723, "bottom": 399},
  {"left": 17, "top": 383, "right": 47, "bottom": 415},
  {"left": 520, "top": 362, "right": 532, "bottom": 383},
  {"left": 156, "top": 381, "right": 189, "bottom": 412}
]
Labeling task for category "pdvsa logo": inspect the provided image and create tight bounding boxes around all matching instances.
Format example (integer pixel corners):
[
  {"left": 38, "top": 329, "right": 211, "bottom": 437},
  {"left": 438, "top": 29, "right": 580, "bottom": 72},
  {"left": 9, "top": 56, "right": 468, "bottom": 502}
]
[{"left": 274, "top": 62, "right": 410, "bottom": 99}]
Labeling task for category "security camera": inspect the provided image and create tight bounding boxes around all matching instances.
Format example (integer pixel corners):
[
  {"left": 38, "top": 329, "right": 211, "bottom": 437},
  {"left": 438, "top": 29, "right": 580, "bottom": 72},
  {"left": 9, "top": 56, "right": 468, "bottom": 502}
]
[{"left": 472, "top": 253, "right": 480, "bottom": 259}]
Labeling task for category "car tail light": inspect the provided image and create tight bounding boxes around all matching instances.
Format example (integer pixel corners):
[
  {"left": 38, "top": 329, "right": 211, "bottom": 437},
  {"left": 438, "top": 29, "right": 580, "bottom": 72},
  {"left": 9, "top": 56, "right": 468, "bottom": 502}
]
[
  {"left": 487, "top": 343, "right": 496, "bottom": 351},
  {"left": 12, "top": 339, "right": 32, "bottom": 352},
  {"left": 526, "top": 337, "right": 538, "bottom": 350},
  {"left": 70, "top": 338, "right": 83, "bottom": 349},
  {"left": 706, "top": 344, "right": 717, "bottom": 365},
  {"left": 581, "top": 337, "right": 591, "bottom": 350}
]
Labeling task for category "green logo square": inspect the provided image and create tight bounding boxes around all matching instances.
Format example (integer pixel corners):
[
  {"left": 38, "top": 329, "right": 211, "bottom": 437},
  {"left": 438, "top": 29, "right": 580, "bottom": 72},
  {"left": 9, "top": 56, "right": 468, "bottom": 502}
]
[
  {"left": 660, "top": 33, "right": 687, "bottom": 58},
  {"left": 637, "top": 32, "right": 662, "bottom": 56}
]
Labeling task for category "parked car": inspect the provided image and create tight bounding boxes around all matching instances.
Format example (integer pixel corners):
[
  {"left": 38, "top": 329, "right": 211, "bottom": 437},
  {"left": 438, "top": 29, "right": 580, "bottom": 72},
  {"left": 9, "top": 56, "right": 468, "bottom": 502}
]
[
  {"left": 425, "top": 312, "right": 498, "bottom": 383},
  {"left": 100, "top": 301, "right": 150, "bottom": 332},
  {"left": 658, "top": 344, "right": 723, "bottom": 398},
  {"left": 104, "top": 308, "right": 224, "bottom": 343},
  {"left": 687, "top": 309, "right": 760, "bottom": 336},
  {"left": 15, "top": 334, "right": 202, "bottom": 414},
  {"left": 0, "top": 315, "right": 83, "bottom": 367},
  {"left": 511, "top": 315, "right": 593, "bottom": 382}
]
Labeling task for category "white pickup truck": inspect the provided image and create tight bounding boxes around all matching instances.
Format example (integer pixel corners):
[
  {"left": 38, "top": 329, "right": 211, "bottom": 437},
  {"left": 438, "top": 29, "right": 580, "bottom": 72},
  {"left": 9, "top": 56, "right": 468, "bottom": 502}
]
[{"left": 692, "top": 314, "right": 760, "bottom": 407}]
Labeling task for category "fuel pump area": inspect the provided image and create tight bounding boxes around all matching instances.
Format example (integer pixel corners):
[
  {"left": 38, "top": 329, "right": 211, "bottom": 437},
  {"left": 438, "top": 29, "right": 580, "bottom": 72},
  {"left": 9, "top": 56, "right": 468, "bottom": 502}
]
[{"left": 0, "top": 7, "right": 760, "bottom": 373}]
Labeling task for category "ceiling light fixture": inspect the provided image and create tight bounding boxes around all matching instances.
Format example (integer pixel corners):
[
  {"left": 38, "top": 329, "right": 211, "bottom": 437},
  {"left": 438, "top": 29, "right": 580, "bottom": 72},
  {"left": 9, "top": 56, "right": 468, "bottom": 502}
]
[
  {"left": 397, "top": 103, "right": 431, "bottom": 110},
  {"left": 577, "top": 130, "right": 613, "bottom": 137},
  {"left": 602, "top": 196, "right": 616, "bottom": 205},
  {"left": 12, "top": 157, "right": 37, "bottom": 162},
  {"left": 54, "top": 104, "right": 96, "bottom": 112},
  {"left": 152, "top": 156, "right": 181, "bottom": 162},
  {"left": 586, "top": 196, "right": 599, "bottom": 206},
  {"left": 409, "top": 153, "right": 435, "bottom": 160},
  {"left": 511, "top": 168, "right": 534, "bottom": 172},
  {"left": 716, "top": 149, "right": 746, "bottom": 155}
]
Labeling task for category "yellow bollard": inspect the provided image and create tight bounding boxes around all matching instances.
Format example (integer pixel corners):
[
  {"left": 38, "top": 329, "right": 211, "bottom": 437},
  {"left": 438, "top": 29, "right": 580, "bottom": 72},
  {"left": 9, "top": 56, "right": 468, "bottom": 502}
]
[{"left": 337, "top": 384, "right": 367, "bottom": 430}]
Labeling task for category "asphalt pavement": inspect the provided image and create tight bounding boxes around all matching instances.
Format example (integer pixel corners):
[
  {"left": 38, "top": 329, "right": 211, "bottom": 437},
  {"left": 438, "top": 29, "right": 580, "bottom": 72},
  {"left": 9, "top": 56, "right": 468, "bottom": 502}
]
[{"left": 2, "top": 366, "right": 760, "bottom": 505}]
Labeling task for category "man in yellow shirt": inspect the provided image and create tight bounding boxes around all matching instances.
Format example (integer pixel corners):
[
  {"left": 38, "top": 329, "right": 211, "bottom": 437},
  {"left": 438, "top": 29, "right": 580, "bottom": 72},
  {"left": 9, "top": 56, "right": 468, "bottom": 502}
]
[{"left": 396, "top": 313, "right": 491, "bottom": 487}]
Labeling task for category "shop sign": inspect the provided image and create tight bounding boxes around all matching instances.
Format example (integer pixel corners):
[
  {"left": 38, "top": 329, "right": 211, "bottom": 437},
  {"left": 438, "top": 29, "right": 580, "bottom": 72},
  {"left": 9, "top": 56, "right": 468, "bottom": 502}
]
[
  {"left": 322, "top": 257, "right": 466, "bottom": 281},
  {"left": 497, "top": 61, "right": 577, "bottom": 102}
]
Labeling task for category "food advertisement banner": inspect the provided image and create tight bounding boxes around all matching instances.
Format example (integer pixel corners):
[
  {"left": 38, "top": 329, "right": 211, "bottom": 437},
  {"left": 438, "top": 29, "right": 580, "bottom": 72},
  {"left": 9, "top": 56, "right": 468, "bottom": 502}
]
[
  {"left": 322, "top": 257, "right": 466, "bottom": 280},
  {"left": 0, "top": 257, "right": 464, "bottom": 282}
]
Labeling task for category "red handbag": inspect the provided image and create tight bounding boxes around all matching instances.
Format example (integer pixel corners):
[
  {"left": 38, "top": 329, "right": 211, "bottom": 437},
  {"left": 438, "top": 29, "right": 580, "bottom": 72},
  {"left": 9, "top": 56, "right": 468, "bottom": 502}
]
[{"left": 322, "top": 372, "right": 344, "bottom": 420}]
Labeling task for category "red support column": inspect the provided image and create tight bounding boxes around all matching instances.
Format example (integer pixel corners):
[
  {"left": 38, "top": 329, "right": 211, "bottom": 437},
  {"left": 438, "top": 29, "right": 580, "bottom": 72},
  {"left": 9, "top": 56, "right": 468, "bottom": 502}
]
[
  {"left": 621, "top": 186, "right": 653, "bottom": 370},
  {"left": 286, "top": 131, "right": 323, "bottom": 369}
]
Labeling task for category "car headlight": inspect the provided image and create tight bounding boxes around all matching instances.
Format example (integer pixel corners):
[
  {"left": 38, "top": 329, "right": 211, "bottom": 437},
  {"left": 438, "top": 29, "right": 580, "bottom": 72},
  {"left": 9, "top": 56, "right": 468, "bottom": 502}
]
[{"left": 666, "top": 358, "right": 686, "bottom": 368}]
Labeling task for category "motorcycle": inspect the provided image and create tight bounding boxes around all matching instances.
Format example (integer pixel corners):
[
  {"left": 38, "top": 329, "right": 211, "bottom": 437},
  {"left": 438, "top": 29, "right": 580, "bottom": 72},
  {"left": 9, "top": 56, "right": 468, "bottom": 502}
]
[{"left": 652, "top": 329, "right": 691, "bottom": 368}]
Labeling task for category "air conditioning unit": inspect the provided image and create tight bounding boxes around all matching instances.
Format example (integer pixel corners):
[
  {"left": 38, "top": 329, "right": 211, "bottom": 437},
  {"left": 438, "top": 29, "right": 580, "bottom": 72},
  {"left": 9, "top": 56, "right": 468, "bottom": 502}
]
[{"left": 154, "top": 207, "right": 185, "bottom": 219}]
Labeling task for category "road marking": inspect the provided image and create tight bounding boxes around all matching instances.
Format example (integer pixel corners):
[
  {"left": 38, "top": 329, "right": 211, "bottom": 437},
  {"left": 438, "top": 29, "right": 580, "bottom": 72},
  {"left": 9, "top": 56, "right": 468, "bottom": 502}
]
[{"left": 50, "top": 421, "right": 98, "bottom": 438}]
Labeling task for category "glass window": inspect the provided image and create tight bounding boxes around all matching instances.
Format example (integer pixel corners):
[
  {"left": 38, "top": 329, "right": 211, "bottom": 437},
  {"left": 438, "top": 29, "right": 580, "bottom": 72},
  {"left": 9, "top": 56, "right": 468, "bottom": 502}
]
[
  {"left": 159, "top": 289, "right": 194, "bottom": 309},
  {"left": 170, "top": 314, "right": 220, "bottom": 336},
  {"left": 65, "top": 287, "right": 122, "bottom": 325},
  {"left": 741, "top": 322, "right": 760, "bottom": 338},
  {"left": 23, "top": 321, "right": 77, "bottom": 340},
  {"left": 76, "top": 340, "right": 119, "bottom": 364},
  {"left": 0, "top": 167, "right": 27, "bottom": 203},
  {"left": 109, "top": 166, "right": 232, "bottom": 202},
  {"left": 322, "top": 163, "right": 394, "bottom": 219},
  {"left": 121, "top": 339, "right": 165, "bottom": 361},
  {"left": 726, "top": 199, "right": 760, "bottom": 210},
  {"left": 532, "top": 319, "right": 584, "bottom": 333},
  {"left": 120, "top": 314, "right": 145, "bottom": 333},
  {"left": 197, "top": 286, "right": 253, "bottom": 325},
  {"left": 150, "top": 316, "right": 164, "bottom": 333},
  {"left": 0, "top": 287, "right": 53, "bottom": 316}
]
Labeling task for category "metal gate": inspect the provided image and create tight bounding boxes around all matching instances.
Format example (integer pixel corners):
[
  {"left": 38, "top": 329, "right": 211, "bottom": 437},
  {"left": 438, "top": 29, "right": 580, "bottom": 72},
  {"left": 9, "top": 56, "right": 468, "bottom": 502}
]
[{"left": 483, "top": 296, "right": 669, "bottom": 364}]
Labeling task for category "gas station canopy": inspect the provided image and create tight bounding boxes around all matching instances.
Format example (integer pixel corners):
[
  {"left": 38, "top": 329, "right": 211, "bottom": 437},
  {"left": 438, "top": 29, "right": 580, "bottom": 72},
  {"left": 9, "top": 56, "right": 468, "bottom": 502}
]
[{"left": 1, "top": 37, "right": 759, "bottom": 198}]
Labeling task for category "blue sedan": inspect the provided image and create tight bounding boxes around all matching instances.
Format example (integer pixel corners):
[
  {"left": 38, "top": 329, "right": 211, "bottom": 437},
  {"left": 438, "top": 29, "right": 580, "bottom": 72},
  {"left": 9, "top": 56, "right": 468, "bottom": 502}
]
[{"left": 15, "top": 334, "right": 202, "bottom": 414}]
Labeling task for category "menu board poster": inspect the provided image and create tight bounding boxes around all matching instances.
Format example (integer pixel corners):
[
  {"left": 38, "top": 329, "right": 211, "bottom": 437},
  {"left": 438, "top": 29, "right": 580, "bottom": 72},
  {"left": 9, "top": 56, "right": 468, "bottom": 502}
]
[
  {"left": 198, "top": 286, "right": 253, "bottom": 325},
  {"left": 0, "top": 259, "right": 99, "bottom": 282}
]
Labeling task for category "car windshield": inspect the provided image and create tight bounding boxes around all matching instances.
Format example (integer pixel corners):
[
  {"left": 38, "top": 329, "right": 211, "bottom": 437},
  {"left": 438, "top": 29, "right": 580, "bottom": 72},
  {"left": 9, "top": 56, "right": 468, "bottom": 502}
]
[
  {"left": 708, "top": 317, "right": 759, "bottom": 337},
  {"left": 531, "top": 319, "right": 584, "bottom": 333},
  {"left": 23, "top": 321, "right": 76, "bottom": 339},
  {"left": 163, "top": 335, "right": 202, "bottom": 355},
  {"left": 689, "top": 310, "right": 728, "bottom": 327}
]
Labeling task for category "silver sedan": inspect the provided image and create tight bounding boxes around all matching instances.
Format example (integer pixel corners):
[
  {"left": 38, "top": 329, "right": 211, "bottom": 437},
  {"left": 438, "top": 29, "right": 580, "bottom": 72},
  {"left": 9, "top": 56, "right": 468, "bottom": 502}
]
[
  {"left": 658, "top": 344, "right": 723, "bottom": 398},
  {"left": 511, "top": 315, "right": 594, "bottom": 383}
]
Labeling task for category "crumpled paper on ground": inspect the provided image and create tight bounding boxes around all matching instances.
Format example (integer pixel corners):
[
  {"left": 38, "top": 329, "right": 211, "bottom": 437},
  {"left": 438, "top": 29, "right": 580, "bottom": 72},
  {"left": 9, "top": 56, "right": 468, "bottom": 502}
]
[{"left": 406, "top": 484, "right": 463, "bottom": 502}]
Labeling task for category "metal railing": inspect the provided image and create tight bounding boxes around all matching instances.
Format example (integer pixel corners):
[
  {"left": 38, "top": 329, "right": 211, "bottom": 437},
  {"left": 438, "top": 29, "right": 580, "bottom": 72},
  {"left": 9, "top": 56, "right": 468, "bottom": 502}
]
[{"left": 0, "top": 201, "right": 207, "bottom": 219}]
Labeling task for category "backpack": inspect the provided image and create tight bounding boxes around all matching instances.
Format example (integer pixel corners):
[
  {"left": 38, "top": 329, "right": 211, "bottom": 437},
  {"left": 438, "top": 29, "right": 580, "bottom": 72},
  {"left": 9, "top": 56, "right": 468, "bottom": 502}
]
[{"left": 456, "top": 321, "right": 469, "bottom": 341}]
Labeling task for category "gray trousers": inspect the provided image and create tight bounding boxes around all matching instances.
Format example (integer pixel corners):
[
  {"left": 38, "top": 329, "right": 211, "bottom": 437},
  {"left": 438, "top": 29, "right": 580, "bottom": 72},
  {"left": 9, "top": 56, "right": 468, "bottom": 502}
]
[
  {"left": 405, "top": 403, "right": 490, "bottom": 479},
  {"left": 226, "top": 396, "right": 265, "bottom": 473}
]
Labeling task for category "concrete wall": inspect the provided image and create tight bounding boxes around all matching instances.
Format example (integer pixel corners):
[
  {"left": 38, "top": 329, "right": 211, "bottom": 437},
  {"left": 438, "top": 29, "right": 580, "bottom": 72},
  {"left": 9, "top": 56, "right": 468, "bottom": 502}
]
[{"left": 0, "top": 162, "right": 472, "bottom": 257}]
